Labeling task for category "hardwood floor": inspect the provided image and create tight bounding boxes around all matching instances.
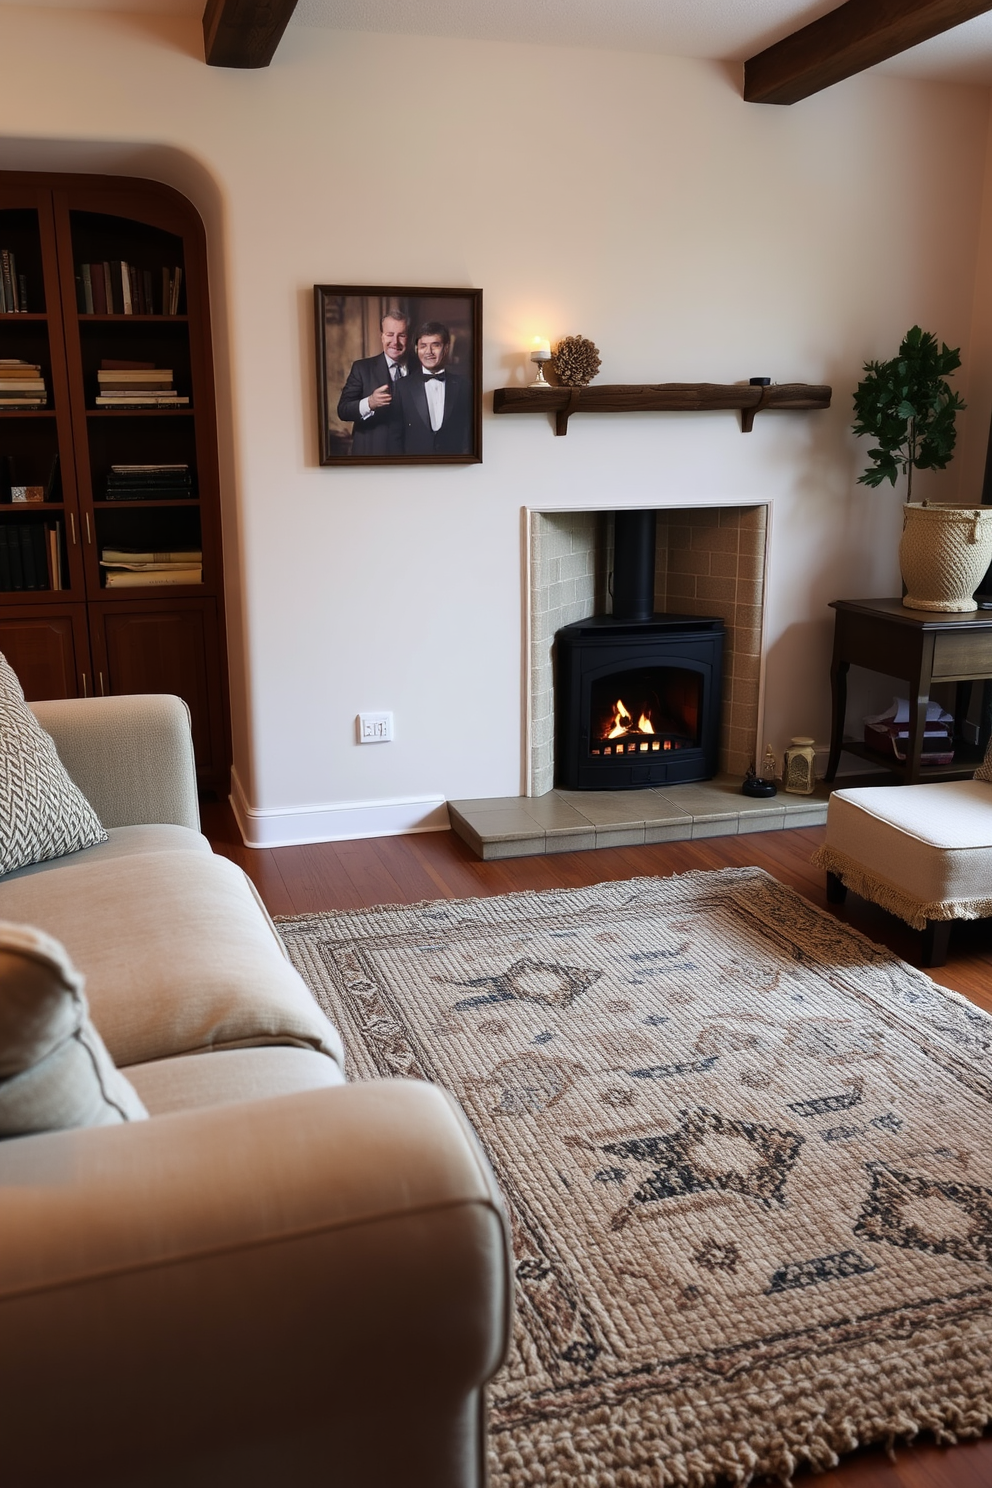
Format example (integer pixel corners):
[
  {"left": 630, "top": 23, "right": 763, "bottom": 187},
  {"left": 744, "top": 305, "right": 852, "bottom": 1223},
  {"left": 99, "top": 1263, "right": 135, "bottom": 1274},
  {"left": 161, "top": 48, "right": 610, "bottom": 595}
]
[{"left": 201, "top": 804, "right": 992, "bottom": 1487}]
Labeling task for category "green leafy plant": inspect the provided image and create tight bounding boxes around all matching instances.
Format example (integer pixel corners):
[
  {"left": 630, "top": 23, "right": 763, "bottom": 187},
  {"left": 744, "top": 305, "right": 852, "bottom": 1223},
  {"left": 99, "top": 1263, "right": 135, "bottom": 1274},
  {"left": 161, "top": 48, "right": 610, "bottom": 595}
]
[{"left": 852, "top": 325, "right": 965, "bottom": 501}]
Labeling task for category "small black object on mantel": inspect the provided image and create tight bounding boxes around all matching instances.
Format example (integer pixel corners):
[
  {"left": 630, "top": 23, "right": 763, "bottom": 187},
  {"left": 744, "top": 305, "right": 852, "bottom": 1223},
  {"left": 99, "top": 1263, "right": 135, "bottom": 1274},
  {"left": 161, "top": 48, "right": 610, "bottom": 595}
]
[
  {"left": 749, "top": 377, "right": 772, "bottom": 387},
  {"left": 742, "top": 764, "right": 777, "bottom": 798}
]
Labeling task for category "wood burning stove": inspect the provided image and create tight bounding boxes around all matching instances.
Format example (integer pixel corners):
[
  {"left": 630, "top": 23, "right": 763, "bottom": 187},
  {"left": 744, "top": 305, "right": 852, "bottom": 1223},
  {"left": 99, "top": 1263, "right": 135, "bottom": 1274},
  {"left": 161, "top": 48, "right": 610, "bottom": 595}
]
[{"left": 555, "top": 511, "right": 724, "bottom": 790}]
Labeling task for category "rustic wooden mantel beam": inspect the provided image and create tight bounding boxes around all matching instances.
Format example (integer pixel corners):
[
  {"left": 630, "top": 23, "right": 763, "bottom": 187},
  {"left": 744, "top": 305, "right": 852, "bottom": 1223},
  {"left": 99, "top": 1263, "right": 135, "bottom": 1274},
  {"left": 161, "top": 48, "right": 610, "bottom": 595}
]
[
  {"left": 202, "top": 0, "right": 299, "bottom": 68},
  {"left": 492, "top": 383, "right": 832, "bottom": 435},
  {"left": 744, "top": 0, "right": 992, "bottom": 105}
]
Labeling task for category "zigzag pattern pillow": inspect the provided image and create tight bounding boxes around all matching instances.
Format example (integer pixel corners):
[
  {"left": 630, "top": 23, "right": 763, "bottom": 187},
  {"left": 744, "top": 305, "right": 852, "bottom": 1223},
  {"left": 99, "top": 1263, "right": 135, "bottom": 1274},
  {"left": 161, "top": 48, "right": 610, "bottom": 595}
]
[
  {"left": 975, "top": 733, "right": 992, "bottom": 783},
  {"left": 0, "top": 653, "right": 107, "bottom": 875}
]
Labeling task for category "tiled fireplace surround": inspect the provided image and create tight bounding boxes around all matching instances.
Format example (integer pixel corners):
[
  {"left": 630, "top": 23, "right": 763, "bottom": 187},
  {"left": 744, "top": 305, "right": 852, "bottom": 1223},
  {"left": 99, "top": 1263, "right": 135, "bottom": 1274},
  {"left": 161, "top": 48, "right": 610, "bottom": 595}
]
[
  {"left": 448, "top": 503, "right": 829, "bottom": 858},
  {"left": 528, "top": 505, "right": 767, "bottom": 794}
]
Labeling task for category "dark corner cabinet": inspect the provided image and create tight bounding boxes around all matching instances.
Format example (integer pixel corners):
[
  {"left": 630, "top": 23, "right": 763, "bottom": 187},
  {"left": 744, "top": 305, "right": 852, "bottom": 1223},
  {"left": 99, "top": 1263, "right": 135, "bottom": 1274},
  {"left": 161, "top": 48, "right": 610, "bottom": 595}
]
[{"left": 0, "top": 172, "right": 230, "bottom": 793}]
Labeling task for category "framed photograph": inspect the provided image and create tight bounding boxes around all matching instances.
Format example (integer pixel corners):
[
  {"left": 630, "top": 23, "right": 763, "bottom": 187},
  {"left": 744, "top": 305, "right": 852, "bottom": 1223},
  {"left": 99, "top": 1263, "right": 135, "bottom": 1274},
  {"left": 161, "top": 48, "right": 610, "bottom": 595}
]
[{"left": 315, "top": 285, "right": 482, "bottom": 465}]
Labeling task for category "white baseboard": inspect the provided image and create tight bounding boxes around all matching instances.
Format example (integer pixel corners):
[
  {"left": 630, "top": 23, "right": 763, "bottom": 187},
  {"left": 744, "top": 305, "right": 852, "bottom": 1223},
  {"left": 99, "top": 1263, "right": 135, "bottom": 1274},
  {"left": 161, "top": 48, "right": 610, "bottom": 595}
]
[{"left": 229, "top": 768, "right": 450, "bottom": 848}]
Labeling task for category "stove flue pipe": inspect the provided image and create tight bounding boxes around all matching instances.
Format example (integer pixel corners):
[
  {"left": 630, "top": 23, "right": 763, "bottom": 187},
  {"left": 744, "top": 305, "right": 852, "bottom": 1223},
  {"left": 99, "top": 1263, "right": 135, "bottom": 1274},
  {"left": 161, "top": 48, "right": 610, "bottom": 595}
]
[{"left": 612, "top": 509, "right": 657, "bottom": 621}]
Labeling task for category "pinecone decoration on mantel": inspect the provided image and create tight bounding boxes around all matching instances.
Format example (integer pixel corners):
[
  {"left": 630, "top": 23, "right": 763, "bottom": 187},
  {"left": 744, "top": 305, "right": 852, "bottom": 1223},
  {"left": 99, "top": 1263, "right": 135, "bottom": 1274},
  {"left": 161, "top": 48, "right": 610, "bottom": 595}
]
[{"left": 551, "top": 335, "right": 601, "bottom": 387}]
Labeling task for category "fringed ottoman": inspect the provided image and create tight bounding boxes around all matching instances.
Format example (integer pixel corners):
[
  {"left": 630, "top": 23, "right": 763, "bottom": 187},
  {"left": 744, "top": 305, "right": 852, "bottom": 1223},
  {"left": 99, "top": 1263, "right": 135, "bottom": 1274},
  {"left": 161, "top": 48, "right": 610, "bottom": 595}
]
[{"left": 812, "top": 779, "right": 992, "bottom": 966}]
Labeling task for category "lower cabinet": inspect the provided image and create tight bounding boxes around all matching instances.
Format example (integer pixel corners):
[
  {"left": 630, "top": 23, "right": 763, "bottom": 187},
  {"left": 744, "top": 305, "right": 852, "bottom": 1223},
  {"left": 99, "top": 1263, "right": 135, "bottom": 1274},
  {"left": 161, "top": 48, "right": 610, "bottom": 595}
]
[
  {"left": 0, "top": 601, "right": 227, "bottom": 794},
  {"left": 0, "top": 607, "right": 91, "bottom": 702},
  {"left": 89, "top": 598, "right": 227, "bottom": 792}
]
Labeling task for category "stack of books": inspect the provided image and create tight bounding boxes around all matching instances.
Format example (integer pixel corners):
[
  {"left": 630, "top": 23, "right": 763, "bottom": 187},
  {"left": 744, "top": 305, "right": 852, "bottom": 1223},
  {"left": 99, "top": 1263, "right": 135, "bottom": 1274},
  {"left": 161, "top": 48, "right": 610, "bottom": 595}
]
[
  {"left": 864, "top": 696, "right": 955, "bottom": 766},
  {"left": 103, "top": 463, "right": 193, "bottom": 501},
  {"left": 0, "top": 250, "right": 28, "bottom": 313},
  {"left": 95, "top": 361, "right": 188, "bottom": 409},
  {"left": 0, "top": 521, "right": 62, "bottom": 591},
  {"left": 0, "top": 360, "right": 47, "bottom": 409},
  {"left": 76, "top": 261, "right": 182, "bottom": 316},
  {"left": 100, "top": 546, "right": 201, "bottom": 588}
]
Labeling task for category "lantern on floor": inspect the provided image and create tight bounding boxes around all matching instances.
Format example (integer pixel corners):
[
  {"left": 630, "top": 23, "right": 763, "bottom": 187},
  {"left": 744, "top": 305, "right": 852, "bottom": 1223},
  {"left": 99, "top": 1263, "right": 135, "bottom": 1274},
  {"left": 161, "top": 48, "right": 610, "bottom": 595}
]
[{"left": 783, "top": 737, "right": 816, "bottom": 795}]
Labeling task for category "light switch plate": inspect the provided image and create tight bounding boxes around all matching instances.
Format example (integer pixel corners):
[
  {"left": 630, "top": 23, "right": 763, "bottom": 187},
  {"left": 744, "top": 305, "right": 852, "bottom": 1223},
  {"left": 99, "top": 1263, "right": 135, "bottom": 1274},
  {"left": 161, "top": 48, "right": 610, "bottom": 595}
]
[{"left": 357, "top": 712, "right": 393, "bottom": 743}]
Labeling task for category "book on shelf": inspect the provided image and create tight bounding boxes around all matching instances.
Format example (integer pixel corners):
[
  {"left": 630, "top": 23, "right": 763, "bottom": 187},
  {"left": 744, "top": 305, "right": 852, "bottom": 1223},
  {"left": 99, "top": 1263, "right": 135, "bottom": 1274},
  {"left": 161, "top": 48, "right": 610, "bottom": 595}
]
[
  {"left": 78, "top": 263, "right": 93, "bottom": 314},
  {"left": 94, "top": 362, "right": 185, "bottom": 409},
  {"left": 0, "top": 249, "right": 28, "bottom": 313},
  {"left": 91, "top": 266, "right": 107, "bottom": 315},
  {"left": 19, "top": 523, "right": 37, "bottom": 589},
  {"left": 95, "top": 396, "right": 189, "bottom": 407},
  {"left": 99, "top": 379, "right": 174, "bottom": 391},
  {"left": 0, "top": 359, "right": 48, "bottom": 407},
  {"left": 103, "top": 462, "right": 193, "bottom": 501},
  {"left": 110, "top": 461, "right": 188, "bottom": 469},
  {"left": 76, "top": 261, "right": 183, "bottom": 315},
  {"left": 47, "top": 521, "right": 63, "bottom": 590},
  {"left": 103, "top": 566, "right": 201, "bottom": 588},
  {"left": 0, "top": 521, "right": 51, "bottom": 591},
  {"left": 97, "top": 367, "right": 174, "bottom": 381},
  {"left": 101, "top": 547, "right": 201, "bottom": 566}
]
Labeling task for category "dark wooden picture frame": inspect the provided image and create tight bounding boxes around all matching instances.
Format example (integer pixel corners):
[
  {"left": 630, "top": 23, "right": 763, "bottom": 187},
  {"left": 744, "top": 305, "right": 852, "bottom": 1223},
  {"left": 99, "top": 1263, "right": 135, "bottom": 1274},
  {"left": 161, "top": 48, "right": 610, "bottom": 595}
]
[{"left": 315, "top": 286, "right": 482, "bottom": 465}]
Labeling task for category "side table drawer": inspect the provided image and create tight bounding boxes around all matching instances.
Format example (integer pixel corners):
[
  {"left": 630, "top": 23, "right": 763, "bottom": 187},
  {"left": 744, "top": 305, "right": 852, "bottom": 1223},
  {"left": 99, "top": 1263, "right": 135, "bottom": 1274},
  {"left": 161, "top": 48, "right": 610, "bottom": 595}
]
[{"left": 932, "top": 630, "right": 992, "bottom": 678}]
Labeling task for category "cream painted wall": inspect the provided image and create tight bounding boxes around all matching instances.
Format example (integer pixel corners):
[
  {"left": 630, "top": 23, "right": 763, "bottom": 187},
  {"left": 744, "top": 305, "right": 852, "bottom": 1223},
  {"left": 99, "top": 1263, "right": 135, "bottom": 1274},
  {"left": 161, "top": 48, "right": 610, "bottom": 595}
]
[{"left": 0, "top": 10, "right": 989, "bottom": 841}]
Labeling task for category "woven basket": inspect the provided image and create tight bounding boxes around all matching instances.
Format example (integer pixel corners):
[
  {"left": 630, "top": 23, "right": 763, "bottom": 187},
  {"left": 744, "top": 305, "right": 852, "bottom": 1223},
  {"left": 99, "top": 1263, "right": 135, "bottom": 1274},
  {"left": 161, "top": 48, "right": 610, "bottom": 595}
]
[{"left": 899, "top": 502, "right": 992, "bottom": 612}]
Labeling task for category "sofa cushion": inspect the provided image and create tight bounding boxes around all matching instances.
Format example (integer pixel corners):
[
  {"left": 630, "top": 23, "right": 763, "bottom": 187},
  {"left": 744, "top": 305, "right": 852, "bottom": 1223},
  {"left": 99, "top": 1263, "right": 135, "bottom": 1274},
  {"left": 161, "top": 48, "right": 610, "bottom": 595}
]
[
  {"left": 0, "top": 849, "right": 345, "bottom": 1071},
  {"left": 0, "top": 652, "right": 107, "bottom": 874},
  {"left": 0, "top": 922, "right": 147, "bottom": 1137},
  {"left": 127, "top": 1047, "right": 345, "bottom": 1116}
]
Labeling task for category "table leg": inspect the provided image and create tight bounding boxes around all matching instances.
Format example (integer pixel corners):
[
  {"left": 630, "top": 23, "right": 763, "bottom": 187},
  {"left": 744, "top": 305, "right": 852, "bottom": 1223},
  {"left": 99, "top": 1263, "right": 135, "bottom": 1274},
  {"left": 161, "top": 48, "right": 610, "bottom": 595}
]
[
  {"left": 825, "top": 659, "right": 849, "bottom": 783},
  {"left": 905, "top": 687, "right": 930, "bottom": 785}
]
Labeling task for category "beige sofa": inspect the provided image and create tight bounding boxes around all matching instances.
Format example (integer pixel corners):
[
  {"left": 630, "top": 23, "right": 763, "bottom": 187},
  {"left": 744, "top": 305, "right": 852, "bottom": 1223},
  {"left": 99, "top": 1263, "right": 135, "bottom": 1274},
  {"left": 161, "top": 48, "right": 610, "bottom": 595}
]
[{"left": 0, "top": 694, "right": 512, "bottom": 1488}]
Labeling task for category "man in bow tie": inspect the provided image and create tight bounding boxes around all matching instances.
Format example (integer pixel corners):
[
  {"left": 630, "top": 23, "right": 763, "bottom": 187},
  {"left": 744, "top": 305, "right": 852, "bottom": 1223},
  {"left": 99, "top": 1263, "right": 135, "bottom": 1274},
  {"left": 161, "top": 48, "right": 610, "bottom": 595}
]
[
  {"left": 397, "top": 320, "right": 472, "bottom": 456},
  {"left": 336, "top": 309, "right": 410, "bottom": 456}
]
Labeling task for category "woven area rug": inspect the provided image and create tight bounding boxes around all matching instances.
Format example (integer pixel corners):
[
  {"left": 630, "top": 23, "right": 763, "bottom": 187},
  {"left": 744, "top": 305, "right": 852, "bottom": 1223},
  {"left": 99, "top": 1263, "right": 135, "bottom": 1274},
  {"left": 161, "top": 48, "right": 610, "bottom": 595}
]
[{"left": 277, "top": 868, "right": 992, "bottom": 1486}]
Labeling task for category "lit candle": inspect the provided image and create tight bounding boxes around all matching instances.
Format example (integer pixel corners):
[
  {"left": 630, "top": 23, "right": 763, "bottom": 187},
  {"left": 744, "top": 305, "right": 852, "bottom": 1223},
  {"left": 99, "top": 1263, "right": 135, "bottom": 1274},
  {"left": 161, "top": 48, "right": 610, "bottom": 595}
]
[{"left": 531, "top": 338, "right": 551, "bottom": 358}]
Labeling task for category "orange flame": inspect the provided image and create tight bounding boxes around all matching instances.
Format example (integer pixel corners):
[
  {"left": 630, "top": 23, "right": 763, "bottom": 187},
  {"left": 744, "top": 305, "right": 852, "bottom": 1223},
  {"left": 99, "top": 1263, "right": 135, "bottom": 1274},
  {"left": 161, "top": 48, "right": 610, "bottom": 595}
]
[
  {"left": 606, "top": 699, "right": 632, "bottom": 739},
  {"left": 605, "top": 699, "right": 656, "bottom": 740}
]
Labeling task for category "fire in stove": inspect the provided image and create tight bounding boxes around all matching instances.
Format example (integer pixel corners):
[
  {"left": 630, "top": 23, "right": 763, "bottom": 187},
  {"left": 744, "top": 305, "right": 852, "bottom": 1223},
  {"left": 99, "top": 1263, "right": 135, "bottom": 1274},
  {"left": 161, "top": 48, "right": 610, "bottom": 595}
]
[
  {"left": 591, "top": 694, "right": 694, "bottom": 757},
  {"left": 606, "top": 698, "right": 655, "bottom": 739}
]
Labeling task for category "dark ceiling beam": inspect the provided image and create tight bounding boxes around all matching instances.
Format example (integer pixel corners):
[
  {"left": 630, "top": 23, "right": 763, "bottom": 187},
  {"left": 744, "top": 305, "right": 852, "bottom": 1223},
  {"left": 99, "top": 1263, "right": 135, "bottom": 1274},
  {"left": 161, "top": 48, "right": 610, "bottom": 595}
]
[
  {"left": 744, "top": 0, "right": 992, "bottom": 105},
  {"left": 202, "top": 0, "right": 299, "bottom": 67}
]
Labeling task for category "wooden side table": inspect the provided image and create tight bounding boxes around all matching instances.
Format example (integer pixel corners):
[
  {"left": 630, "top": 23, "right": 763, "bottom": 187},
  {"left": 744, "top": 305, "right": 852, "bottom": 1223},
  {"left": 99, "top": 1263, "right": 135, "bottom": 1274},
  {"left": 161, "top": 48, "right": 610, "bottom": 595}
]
[{"left": 825, "top": 598, "right": 992, "bottom": 784}]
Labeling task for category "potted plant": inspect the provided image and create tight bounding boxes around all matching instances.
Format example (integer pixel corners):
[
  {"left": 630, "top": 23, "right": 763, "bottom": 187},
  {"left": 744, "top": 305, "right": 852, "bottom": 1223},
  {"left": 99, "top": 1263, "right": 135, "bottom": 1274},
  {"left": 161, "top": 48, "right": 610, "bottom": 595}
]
[{"left": 852, "top": 325, "right": 992, "bottom": 611}]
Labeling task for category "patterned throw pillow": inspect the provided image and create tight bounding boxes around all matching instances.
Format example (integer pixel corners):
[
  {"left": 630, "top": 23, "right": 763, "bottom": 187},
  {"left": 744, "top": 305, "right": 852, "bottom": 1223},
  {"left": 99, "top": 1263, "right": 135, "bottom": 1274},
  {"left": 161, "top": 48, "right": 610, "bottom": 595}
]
[
  {"left": 0, "top": 921, "right": 147, "bottom": 1137},
  {"left": 975, "top": 732, "right": 992, "bottom": 783},
  {"left": 0, "top": 652, "right": 107, "bottom": 875}
]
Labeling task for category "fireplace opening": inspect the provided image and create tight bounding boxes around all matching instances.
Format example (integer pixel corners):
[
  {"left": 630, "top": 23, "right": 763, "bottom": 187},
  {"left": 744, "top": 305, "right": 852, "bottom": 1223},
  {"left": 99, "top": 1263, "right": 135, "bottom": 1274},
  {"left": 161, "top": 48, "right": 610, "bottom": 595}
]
[
  {"left": 590, "top": 667, "right": 701, "bottom": 757},
  {"left": 554, "top": 510, "right": 724, "bottom": 790}
]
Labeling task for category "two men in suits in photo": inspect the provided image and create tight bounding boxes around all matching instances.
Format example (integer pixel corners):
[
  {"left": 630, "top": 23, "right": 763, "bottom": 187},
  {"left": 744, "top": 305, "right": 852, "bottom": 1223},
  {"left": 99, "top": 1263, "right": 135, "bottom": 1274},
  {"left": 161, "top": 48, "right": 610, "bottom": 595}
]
[
  {"left": 336, "top": 309, "right": 410, "bottom": 456},
  {"left": 396, "top": 320, "right": 472, "bottom": 456}
]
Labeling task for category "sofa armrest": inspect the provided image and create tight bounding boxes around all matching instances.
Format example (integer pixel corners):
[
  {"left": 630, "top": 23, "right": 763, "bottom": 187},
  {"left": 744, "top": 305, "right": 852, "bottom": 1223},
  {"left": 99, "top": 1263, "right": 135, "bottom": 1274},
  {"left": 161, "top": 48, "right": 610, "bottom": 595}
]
[
  {"left": 29, "top": 693, "right": 200, "bottom": 830},
  {"left": 0, "top": 1079, "right": 512, "bottom": 1488}
]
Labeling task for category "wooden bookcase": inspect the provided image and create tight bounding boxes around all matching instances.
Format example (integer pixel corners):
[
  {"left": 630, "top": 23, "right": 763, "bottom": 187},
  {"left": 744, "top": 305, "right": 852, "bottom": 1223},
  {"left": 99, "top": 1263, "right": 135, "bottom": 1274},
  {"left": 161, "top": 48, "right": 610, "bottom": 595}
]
[{"left": 0, "top": 172, "right": 230, "bottom": 793}]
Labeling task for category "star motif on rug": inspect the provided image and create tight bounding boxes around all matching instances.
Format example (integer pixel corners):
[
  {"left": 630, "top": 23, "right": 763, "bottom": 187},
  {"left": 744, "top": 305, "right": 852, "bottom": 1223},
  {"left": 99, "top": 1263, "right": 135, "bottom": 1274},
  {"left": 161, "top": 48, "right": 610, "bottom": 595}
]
[
  {"left": 450, "top": 958, "right": 602, "bottom": 1010},
  {"left": 854, "top": 1161, "right": 992, "bottom": 1270},
  {"left": 603, "top": 1107, "right": 805, "bottom": 1227}
]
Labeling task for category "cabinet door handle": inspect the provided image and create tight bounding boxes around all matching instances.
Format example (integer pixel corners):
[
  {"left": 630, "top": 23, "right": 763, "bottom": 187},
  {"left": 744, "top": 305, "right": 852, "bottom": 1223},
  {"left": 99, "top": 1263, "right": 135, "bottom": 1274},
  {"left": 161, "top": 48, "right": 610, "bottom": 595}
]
[
  {"left": 69, "top": 513, "right": 76, "bottom": 546},
  {"left": 80, "top": 672, "right": 88, "bottom": 697},
  {"left": 98, "top": 671, "right": 105, "bottom": 696},
  {"left": 84, "top": 513, "right": 92, "bottom": 545}
]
